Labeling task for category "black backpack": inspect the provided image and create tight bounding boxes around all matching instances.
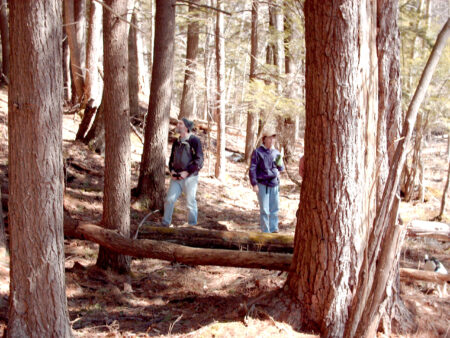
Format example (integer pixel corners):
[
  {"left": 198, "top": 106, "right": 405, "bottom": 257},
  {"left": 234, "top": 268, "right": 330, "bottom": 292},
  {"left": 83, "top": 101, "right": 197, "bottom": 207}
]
[{"left": 172, "top": 138, "right": 195, "bottom": 172}]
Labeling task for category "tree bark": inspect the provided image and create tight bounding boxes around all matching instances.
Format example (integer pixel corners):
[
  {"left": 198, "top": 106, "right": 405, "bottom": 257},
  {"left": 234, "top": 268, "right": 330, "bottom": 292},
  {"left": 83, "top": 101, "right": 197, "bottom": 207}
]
[
  {"left": 179, "top": 0, "right": 200, "bottom": 120},
  {"left": 244, "top": 0, "right": 259, "bottom": 162},
  {"left": 136, "top": 0, "right": 175, "bottom": 210},
  {"left": 128, "top": 8, "right": 140, "bottom": 119},
  {"left": 96, "top": 0, "right": 131, "bottom": 274},
  {"left": 62, "top": 18, "right": 72, "bottom": 102},
  {"left": 286, "top": 1, "right": 378, "bottom": 336},
  {"left": 80, "top": 223, "right": 292, "bottom": 271},
  {"left": 7, "top": 0, "right": 71, "bottom": 335},
  {"left": 138, "top": 226, "right": 295, "bottom": 253},
  {"left": 64, "top": 0, "right": 86, "bottom": 103},
  {"left": 438, "top": 134, "right": 450, "bottom": 220},
  {"left": 0, "top": 189, "right": 5, "bottom": 255},
  {"left": 214, "top": 0, "right": 226, "bottom": 179},
  {"left": 82, "top": 98, "right": 105, "bottom": 153},
  {"left": 0, "top": 0, "right": 9, "bottom": 82}
]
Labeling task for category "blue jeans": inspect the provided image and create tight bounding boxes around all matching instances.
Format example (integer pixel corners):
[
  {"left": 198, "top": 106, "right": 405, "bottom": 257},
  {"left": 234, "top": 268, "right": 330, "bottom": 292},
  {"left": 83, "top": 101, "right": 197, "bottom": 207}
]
[
  {"left": 162, "top": 175, "right": 199, "bottom": 226},
  {"left": 256, "top": 183, "right": 279, "bottom": 233}
]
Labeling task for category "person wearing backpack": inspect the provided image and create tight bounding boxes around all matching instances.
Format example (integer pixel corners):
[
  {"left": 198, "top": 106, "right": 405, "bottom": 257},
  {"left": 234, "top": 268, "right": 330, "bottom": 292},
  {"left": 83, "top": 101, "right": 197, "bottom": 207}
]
[
  {"left": 161, "top": 118, "right": 204, "bottom": 227},
  {"left": 249, "top": 129, "right": 284, "bottom": 233}
]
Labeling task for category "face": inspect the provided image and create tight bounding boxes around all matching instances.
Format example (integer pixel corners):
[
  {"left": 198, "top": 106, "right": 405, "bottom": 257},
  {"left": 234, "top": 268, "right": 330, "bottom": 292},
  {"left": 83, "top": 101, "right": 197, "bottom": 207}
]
[
  {"left": 263, "top": 135, "right": 276, "bottom": 148},
  {"left": 176, "top": 120, "right": 188, "bottom": 134}
]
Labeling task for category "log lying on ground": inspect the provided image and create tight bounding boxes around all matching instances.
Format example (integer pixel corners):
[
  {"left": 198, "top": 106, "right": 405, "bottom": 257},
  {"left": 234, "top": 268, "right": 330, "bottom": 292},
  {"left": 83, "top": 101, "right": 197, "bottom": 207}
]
[
  {"left": 399, "top": 267, "right": 450, "bottom": 283},
  {"left": 407, "top": 220, "right": 450, "bottom": 241},
  {"left": 138, "top": 225, "right": 294, "bottom": 253},
  {"left": 78, "top": 223, "right": 292, "bottom": 271}
]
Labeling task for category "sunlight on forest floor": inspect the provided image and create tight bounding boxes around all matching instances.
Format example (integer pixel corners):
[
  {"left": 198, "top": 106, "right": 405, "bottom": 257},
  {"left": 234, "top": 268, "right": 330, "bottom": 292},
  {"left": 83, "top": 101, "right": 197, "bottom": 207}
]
[{"left": 0, "top": 87, "right": 449, "bottom": 336}]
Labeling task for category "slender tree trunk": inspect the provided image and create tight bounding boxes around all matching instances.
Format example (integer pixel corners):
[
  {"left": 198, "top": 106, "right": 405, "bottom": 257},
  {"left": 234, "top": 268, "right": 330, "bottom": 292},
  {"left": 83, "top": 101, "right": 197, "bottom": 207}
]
[
  {"left": 0, "top": 188, "right": 5, "bottom": 256},
  {"left": 64, "top": 0, "right": 86, "bottom": 102},
  {"left": 7, "top": 1, "right": 71, "bottom": 335},
  {"left": 244, "top": 0, "right": 258, "bottom": 162},
  {"left": 438, "top": 135, "right": 450, "bottom": 219},
  {"left": 96, "top": 0, "right": 131, "bottom": 274},
  {"left": 128, "top": 8, "right": 140, "bottom": 119},
  {"left": 82, "top": 98, "right": 105, "bottom": 153},
  {"left": 179, "top": 0, "right": 200, "bottom": 120},
  {"left": 285, "top": 1, "right": 378, "bottom": 336},
  {"left": 62, "top": 20, "right": 72, "bottom": 102},
  {"left": 214, "top": 0, "right": 226, "bottom": 179},
  {"left": 136, "top": 0, "right": 175, "bottom": 210},
  {"left": 0, "top": 0, "right": 10, "bottom": 82}
]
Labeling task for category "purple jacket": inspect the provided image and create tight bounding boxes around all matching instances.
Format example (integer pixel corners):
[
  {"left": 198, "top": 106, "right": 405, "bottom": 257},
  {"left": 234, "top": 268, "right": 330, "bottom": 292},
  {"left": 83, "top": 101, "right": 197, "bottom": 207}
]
[{"left": 249, "top": 146, "right": 284, "bottom": 187}]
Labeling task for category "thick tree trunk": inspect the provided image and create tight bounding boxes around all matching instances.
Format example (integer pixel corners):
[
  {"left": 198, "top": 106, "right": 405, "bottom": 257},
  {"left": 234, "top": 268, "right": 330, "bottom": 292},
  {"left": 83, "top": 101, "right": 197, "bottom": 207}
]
[
  {"left": 214, "top": 0, "right": 226, "bottom": 179},
  {"left": 138, "top": 226, "right": 295, "bottom": 253},
  {"left": 7, "top": 1, "right": 71, "bottom": 335},
  {"left": 64, "top": 0, "right": 86, "bottom": 103},
  {"left": 96, "top": 0, "right": 131, "bottom": 274},
  {"left": 80, "top": 223, "right": 292, "bottom": 271},
  {"left": 136, "top": 0, "right": 175, "bottom": 210},
  {"left": 286, "top": 1, "right": 378, "bottom": 336},
  {"left": 179, "top": 0, "right": 200, "bottom": 120},
  {"left": 0, "top": 0, "right": 9, "bottom": 82},
  {"left": 244, "top": 0, "right": 259, "bottom": 162}
]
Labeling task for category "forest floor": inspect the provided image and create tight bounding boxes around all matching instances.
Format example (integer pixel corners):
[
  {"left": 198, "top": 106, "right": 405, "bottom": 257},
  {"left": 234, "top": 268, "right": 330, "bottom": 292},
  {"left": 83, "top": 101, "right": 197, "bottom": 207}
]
[{"left": 0, "top": 86, "right": 449, "bottom": 337}]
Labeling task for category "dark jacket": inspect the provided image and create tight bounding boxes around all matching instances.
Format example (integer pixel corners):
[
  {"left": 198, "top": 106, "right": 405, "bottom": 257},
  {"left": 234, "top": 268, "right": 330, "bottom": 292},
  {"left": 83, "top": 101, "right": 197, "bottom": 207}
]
[
  {"left": 249, "top": 146, "right": 284, "bottom": 187},
  {"left": 169, "top": 134, "right": 204, "bottom": 176}
]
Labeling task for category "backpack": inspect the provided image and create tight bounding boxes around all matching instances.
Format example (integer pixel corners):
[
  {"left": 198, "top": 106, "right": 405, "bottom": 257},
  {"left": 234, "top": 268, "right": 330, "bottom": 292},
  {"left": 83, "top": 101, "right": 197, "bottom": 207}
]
[{"left": 172, "top": 138, "right": 195, "bottom": 172}]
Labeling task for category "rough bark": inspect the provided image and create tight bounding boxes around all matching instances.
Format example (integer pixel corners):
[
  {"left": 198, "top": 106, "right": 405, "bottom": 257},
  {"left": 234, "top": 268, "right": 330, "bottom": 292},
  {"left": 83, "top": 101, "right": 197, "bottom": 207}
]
[
  {"left": 0, "top": 0, "right": 9, "bottom": 82},
  {"left": 286, "top": 1, "right": 378, "bottom": 336},
  {"left": 64, "top": 0, "right": 86, "bottom": 102},
  {"left": 179, "top": 0, "right": 200, "bottom": 120},
  {"left": 96, "top": 0, "right": 131, "bottom": 274},
  {"left": 136, "top": 0, "right": 175, "bottom": 210},
  {"left": 80, "top": 223, "right": 292, "bottom": 271},
  {"left": 138, "top": 226, "right": 295, "bottom": 253},
  {"left": 244, "top": 0, "right": 259, "bottom": 162},
  {"left": 7, "top": 0, "right": 71, "bottom": 335},
  {"left": 214, "top": 0, "right": 226, "bottom": 179}
]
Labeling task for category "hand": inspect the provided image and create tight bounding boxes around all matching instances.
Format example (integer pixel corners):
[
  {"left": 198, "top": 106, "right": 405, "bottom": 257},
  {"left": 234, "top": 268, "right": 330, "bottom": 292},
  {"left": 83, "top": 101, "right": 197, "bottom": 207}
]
[
  {"left": 252, "top": 185, "right": 259, "bottom": 193},
  {"left": 179, "top": 171, "right": 189, "bottom": 179}
]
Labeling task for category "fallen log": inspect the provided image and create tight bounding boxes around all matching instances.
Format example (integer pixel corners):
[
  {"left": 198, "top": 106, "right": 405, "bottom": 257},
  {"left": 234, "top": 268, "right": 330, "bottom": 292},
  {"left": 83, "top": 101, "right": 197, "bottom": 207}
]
[
  {"left": 138, "top": 225, "right": 294, "bottom": 253},
  {"left": 78, "top": 223, "right": 292, "bottom": 271},
  {"left": 407, "top": 220, "right": 450, "bottom": 242},
  {"left": 399, "top": 267, "right": 450, "bottom": 283}
]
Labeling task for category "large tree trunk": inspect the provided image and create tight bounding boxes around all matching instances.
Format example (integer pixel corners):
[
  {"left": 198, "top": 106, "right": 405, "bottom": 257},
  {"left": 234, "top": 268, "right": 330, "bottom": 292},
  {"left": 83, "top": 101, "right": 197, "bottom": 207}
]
[
  {"left": 7, "top": 1, "right": 71, "bottom": 335},
  {"left": 64, "top": 0, "right": 86, "bottom": 103},
  {"left": 285, "top": 1, "right": 379, "bottom": 336},
  {"left": 136, "top": 0, "right": 175, "bottom": 210},
  {"left": 214, "top": 0, "right": 226, "bottom": 179},
  {"left": 179, "top": 0, "right": 200, "bottom": 120},
  {"left": 0, "top": 0, "right": 9, "bottom": 82},
  {"left": 96, "top": 0, "right": 131, "bottom": 274},
  {"left": 244, "top": 0, "right": 258, "bottom": 162}
]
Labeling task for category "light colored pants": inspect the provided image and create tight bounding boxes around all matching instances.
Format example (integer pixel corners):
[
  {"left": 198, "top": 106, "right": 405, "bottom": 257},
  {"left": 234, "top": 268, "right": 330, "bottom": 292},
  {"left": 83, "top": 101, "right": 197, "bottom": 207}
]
[
  {"left": 162, "top": 175, "right": 199, "bottom": 226},
  {"left": 256, "top": 183, "right": 279, "bottom": 233}
]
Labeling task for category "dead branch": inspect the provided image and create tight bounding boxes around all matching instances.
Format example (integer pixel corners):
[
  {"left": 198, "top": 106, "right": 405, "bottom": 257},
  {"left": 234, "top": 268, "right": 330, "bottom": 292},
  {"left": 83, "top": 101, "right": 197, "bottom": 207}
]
[{"left": 399, "top": 268, "right": 450, "bottom": 283}]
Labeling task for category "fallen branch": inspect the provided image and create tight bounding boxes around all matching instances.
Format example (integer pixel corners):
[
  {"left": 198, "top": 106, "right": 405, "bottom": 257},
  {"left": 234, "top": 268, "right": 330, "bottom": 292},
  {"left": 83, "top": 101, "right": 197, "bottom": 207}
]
[
  {"left": 399, "top": 268, "right": 450, "bottom": 283},
  {"left": 78, "top": 222, "right": 292, "bottom": 271},
  {"left": 407, "top": 220, "right": 450, "bottom": 241}
]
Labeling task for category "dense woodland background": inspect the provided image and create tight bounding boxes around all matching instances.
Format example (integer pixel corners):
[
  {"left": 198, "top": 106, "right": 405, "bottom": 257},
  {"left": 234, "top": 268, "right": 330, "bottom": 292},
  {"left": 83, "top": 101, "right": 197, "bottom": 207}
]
[{"left": 0, "top": 0, "right": 449, "bottom": 337}]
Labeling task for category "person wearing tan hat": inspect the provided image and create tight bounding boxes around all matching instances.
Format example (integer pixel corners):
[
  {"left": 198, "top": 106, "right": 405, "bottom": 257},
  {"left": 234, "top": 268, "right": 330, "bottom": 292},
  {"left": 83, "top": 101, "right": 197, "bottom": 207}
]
[{"left": 249, "top": 129, "right": 284, "bottom": 233}]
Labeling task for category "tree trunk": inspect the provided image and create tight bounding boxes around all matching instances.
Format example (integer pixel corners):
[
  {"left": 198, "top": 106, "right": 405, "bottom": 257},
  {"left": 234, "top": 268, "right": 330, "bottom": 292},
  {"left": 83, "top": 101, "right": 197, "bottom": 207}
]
[
  {"left": 136, "top": 0, "right": 175, "bottom": 210},
  {"left": 0, "top": 0, "right": 9, "bottom": 82},
  {"left": 214, "top": 0, "right": 226, "bottom": 179},
  {"left": 7, "top": 1, "right": 71, "bottom": 335},
  {"left": 82, "top": 98, "right": 105, "bottom": 153},
  {"left": 438, "top": 135, "right": 450, "bottom": 220},
  {"left": 82, "top": 0, "right": 102, "bottom": 108},
  {"left": 128, "top": 8, "right": 140, "bottom": 119},
  {"left": 0, "top": 189, "right": 5, "bottom": 255},
  {"left": 96, "top": 0, "right": 131, "bottom": 274},
  {"left": 244, "top": 0, "right": 259, "bottom": 162},
  {"left": 179, "top": 0, "right": 200, "bottom": 120},
  {"left": 75, "top": 98, "right": 97, "bottom": 140},
  {"left": 80, "top": 223, "right": 292, "bottom": 271},
  {"left": 285, "top": 1, "right": 379, "bottom": 336},
  {"left": 64, "top": 0, "right": 86, "bottom": 103},
  {"left": 62, "top": 21, "right": 72, "bottom": 102}
]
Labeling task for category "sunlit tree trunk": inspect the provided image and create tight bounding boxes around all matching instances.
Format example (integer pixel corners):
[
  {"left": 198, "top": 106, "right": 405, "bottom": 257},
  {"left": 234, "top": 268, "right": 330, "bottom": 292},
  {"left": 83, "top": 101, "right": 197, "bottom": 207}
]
[
  {"left": 286, "top": 1, "right": 378, "bottom": 336},
  {"left": 244, "top": 0, "right": 259, "bottom": 162},
  {"left": 214, "top": 0, "right": 226, "bottom": 179},
  {"left": 96, "top": 0, "right": 131, "bottom": 274},
  {"left": 179, "top": 0, "right": 200, "bottom": 120},
  {"left": 8, "top": 0, "right": 71, "bottom": 335},
  {"left": 136, "top": 0, "right": 175, "bottom": 210}
]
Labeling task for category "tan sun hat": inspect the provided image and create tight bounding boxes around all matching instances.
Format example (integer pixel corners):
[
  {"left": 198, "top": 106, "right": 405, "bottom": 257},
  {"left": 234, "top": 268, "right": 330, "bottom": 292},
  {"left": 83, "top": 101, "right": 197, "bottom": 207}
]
[{"left": 262, "top": 129, "right": 277, "bottom": 139}]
